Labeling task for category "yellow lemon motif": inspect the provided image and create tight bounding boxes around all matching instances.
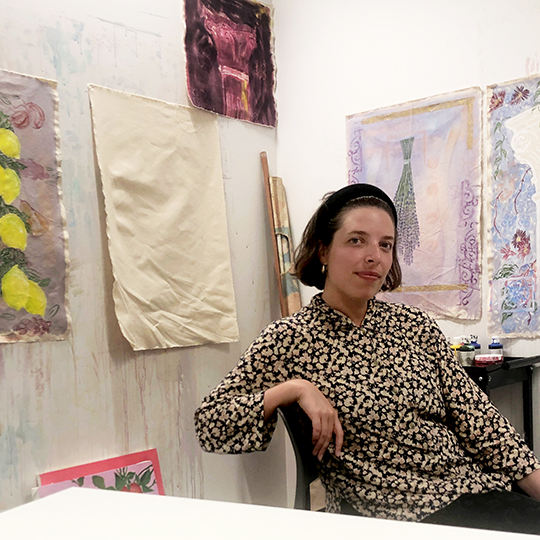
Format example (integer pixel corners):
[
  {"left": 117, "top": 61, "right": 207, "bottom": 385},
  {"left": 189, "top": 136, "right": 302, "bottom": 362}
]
[
  {"left": 0, "top": 166, "right": 21, "bottom": 204},
  {"left": 25, "top": 280, "right": 47, "bottom": 316},
  {"left": 2, "top": 265, "right": 29, "bottom": 311},
  {"left": 0, "top": 214, "right": 27, "bottom": 250},
  {"left": 0, "top": 128, "right": 21, "bottom": 159}
]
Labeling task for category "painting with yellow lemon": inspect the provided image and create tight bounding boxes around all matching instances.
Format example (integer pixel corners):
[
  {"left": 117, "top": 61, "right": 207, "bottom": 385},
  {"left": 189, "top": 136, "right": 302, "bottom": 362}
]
[{"left": 0, "top": 69, "right": 68, "bottom": 341}]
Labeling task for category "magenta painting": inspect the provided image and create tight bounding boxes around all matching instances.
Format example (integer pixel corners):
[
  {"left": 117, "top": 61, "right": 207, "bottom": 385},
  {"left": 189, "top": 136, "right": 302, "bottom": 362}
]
[{"left": 185, "top": 0, "right": 277, "bottom": 127}]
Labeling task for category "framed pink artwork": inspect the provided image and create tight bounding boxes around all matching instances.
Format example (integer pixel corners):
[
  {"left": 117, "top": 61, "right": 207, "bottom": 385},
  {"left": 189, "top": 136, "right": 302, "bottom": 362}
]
[{"left": 37, "top": 449, "right": 165, "bottom": 497}]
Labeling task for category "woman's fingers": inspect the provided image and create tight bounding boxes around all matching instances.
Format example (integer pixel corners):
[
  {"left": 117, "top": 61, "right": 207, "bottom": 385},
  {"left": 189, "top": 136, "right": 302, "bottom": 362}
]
[
  {"left": 322, "top": 411, "right": 335, "bottom": 459},
  {"left": 310, "top": 405, "right": 341, "bottom": 460},
  {"left": 292, "top": 379, "right": 343, "bottom": 460},
  {"left": 311, "top": 415, "right": 327, "bottom": 460}
]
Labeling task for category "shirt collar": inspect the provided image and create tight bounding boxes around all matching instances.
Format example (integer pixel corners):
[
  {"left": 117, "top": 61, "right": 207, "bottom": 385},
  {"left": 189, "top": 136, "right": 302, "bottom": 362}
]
[{"left": 309, "top": 293, "right": 383, "bottom": 332}]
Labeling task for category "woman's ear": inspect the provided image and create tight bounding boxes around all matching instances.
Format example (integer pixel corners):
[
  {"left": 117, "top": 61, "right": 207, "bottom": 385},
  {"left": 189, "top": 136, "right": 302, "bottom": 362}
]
[{"left": 318, "top": 244, "right": 328, "bottom": 266}]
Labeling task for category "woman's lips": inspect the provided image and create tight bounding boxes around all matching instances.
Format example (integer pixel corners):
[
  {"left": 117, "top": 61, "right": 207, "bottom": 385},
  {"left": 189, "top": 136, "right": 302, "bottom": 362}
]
[{"left": 355, "top": 271, "right": 381, "bottom": 281}]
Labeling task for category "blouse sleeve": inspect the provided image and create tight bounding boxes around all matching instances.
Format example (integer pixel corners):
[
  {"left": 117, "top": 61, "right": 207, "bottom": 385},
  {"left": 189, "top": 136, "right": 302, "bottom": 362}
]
[
  {"left": 194, "top": 320, "right": 294, "bottom": 454},
  {"left": 423, "top": 316, "right": 540, "bottom": 481}
]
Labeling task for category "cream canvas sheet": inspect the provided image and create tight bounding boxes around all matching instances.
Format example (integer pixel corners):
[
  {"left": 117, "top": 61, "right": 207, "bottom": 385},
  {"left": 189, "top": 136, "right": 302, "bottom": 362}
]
[{"left": 89, "top": 85, "right": 239, "bottom": 350}]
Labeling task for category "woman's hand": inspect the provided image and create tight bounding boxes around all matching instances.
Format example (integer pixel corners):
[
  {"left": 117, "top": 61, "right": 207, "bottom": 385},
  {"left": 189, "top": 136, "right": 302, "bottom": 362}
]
[
  {"left": 297, "top": 379, "right": 344, "bottom": 461},
  {"left": 264, "top": 379, "right": 343, "bottom": 460}
]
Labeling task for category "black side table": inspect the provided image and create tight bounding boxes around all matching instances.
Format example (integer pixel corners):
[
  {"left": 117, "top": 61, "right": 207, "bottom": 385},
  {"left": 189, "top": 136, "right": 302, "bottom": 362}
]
[{"left": 464, "top": 355, "right": 540, "bottom": 451}]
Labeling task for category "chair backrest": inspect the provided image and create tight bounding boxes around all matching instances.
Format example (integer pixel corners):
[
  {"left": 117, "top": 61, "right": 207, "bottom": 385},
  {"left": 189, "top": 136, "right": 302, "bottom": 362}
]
[{"left": 278, "top": 405, "right": 320, "bottom": 510}]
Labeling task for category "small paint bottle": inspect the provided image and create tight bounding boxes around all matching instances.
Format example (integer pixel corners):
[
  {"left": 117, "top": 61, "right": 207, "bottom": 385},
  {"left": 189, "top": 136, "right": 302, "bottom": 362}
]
[
  {"left": 457, "top": 340, "right": 475, "bottom": 366},
  {"left": 450, "top": 336, "right": 462, "bottom": 360},
  {"left": 469, "top": 335, "right": 481, "bottom": 355},
  {"left": 488, "top": 336, "right": 504, "bottom": 357}
]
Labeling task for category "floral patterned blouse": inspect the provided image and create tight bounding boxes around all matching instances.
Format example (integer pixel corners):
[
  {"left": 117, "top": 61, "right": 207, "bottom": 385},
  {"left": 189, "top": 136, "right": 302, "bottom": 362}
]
[{"left": 194, "top": 294, "right": 540, "bottom": 521}]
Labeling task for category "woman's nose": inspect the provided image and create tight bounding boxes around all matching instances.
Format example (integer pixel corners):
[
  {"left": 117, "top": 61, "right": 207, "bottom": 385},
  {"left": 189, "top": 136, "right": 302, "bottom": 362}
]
[{"left": 365, "top": 244, "right": 381, "bottom": 263}]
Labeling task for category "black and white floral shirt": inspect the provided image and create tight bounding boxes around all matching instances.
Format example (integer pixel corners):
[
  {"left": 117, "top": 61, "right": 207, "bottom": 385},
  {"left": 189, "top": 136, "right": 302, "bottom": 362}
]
[{"left": 194, "top": 294, "right": 540, "bottom": 521}]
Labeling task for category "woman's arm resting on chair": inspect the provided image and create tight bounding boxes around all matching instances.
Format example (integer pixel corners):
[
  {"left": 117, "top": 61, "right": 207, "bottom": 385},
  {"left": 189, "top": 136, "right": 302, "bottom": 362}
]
[
  {"left": 264, "top": 379, "right": 343, "bottom": 461},
  {"left": 517, "top": 468, "right": 540, "bottom": 500}
]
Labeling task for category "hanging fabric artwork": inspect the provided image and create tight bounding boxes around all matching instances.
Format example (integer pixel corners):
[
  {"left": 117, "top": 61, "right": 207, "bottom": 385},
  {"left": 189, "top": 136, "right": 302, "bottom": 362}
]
[
  {"left": 486, "top": 75, "right": 540, "bottom": 337},
  {"left": 89, "top": 85, "right": 239, "bottom": 351},
  {"left": 184, "top": 0, "right": 277, "bottom": 127},
  {"left": 346, "top": 88, "right": 482, "bottom": 320},
  {"left": 0, "top": 69, "right": 69, "bottom": 342}
]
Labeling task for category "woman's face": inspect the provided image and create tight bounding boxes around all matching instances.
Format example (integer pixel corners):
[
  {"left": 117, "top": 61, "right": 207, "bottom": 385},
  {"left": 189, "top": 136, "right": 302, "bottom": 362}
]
[{"left": 320, "top": 206, "right": 395, "bottom": 309}]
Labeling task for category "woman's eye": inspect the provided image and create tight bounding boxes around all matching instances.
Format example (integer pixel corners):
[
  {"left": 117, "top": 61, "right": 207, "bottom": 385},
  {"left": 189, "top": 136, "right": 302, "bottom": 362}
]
[{"left": 381, "top": 242, "right": 393, "bottom": 251}]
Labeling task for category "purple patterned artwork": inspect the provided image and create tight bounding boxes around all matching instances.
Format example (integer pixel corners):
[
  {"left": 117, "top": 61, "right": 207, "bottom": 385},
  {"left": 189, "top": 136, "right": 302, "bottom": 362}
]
[
  {"left": 346, "top": 88, "right": 482, "bottom": 320},
  {"left": 185, "top": 0, "right": 276, "bottom": 127}
]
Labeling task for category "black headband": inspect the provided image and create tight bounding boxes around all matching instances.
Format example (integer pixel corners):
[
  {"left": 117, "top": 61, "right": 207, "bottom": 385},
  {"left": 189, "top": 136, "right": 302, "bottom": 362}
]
[{"left": 322, "top": 183, "right": 398, "bottom": 225}]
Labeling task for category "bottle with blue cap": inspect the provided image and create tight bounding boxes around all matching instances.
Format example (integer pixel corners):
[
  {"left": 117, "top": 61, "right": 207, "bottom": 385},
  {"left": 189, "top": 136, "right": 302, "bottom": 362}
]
[
  {"left": 488, "top": 336, "right": 503, "bottom": 356},
  {"left": 470, "top": 335, "right": 481, "bottom": 356}
]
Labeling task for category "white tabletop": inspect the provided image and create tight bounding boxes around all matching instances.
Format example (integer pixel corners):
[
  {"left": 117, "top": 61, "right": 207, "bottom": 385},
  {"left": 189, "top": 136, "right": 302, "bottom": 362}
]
[{"left": 0, "top": 488, "right": 534, "bottom": 539}]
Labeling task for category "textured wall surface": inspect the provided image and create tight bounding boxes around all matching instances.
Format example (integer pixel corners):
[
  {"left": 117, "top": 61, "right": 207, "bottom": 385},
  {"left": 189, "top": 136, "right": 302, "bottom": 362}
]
[{"left": 0, "top": 0, "right": 287, "bottom": 510}]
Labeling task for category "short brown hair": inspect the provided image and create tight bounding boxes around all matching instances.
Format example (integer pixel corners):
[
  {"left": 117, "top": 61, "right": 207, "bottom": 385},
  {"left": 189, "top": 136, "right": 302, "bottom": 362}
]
[{"left": 294, "top": 194, "right": 402, "bottom": 291}]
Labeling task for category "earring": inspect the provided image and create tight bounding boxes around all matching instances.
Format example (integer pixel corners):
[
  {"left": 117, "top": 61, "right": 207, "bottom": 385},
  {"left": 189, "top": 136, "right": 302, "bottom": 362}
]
[{"left": 322, "top": 264, "right": 327, "bottom": 274}]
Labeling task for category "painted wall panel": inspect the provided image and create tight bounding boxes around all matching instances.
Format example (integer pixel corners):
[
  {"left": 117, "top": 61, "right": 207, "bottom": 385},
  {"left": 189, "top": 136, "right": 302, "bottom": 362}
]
[{"left": 0, "top": 0, "right": 285, "bottom": 511}]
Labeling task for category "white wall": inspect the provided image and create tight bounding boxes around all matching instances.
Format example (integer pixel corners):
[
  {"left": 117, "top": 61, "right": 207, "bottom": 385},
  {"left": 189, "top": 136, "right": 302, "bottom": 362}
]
[
  {"left": 273, "top": 0, "right": 540, "bottom": 447},
  {"left": 0, "top": 0, "right": 288, "bottom": 511}
]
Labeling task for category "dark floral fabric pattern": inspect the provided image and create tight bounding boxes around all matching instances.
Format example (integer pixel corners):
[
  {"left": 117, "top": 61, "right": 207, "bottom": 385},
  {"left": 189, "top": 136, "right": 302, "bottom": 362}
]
[{"left": 194, "top": 294, "right": 540, "bottom": 522}]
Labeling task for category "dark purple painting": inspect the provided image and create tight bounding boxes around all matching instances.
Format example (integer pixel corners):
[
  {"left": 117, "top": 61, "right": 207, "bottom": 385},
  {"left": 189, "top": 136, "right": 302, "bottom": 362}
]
[{"left": 185, "top": 0, "right": 277, "bottom": 127}]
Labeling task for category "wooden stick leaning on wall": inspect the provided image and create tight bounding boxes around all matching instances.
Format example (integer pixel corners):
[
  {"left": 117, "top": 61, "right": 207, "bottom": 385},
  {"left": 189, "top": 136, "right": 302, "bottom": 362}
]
[{"left": 260, "top": 152, "right": 302, "bottom": 318}]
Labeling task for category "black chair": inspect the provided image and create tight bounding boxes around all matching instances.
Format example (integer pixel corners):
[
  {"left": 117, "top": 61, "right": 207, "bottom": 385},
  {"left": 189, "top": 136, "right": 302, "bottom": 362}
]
[
  {"left": 278, "top": 405, "right": 530, "bottom": 515},
  {"left": 278, "top": 405, "right": 320, "bottom": 510}
]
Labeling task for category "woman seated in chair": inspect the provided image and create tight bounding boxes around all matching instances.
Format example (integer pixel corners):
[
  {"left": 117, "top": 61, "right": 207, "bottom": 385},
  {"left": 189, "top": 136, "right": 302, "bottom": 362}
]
[{"left": 194, "top": 183, "right": 540, "bottom": 534}]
